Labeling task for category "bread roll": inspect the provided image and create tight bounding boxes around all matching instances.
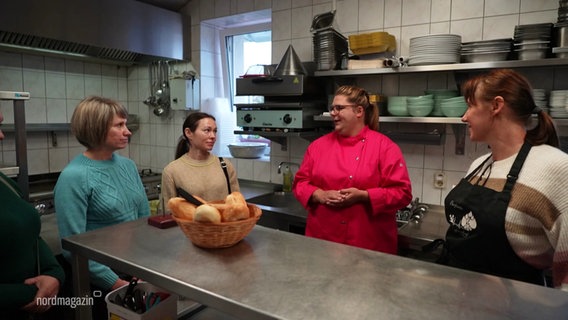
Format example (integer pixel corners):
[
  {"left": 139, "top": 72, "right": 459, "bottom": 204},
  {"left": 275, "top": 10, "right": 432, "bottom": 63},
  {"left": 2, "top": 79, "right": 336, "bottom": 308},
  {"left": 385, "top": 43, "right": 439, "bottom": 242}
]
[
  {"left": 168, "top": 197, "right": 196, "bottom": 221},
  {"left": 194, "top": 204, "right": 222, "bottom": 223},
  {"left": 222, "top": 192, "right": 249, "bottom": 222}
]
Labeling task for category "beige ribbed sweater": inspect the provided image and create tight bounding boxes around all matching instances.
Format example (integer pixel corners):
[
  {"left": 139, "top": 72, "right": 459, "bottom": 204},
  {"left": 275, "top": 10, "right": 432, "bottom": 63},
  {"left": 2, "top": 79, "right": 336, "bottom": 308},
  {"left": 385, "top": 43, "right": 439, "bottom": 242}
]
[
  {"left": 464, "top": 144, "right": 568, "bottom": 290},
  {"left": 161, "top": 154, "right": 239, "bottom": 209}
]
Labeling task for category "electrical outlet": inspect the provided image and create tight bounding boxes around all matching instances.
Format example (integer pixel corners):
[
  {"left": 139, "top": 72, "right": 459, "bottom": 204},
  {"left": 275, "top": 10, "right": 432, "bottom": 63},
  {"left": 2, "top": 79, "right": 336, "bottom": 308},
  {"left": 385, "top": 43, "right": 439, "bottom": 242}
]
[{"left": 434, "top": 172, "right": 446, "bottom": 189}]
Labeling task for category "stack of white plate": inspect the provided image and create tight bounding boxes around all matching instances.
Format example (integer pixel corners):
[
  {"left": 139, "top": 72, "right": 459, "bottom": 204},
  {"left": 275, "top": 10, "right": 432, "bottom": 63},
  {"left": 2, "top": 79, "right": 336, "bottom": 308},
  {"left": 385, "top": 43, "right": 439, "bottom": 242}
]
[
  {"left": 425, "top": 89, "right": 460, "bottom": 116},
  {"left": 408, "top": 34, "right": 461, "bottom": 66},
  {"left": 532, "top": 89, "right": 549, "bottom": 113},
  {"left": 549, "top": 90, "right": 568, "bottom": 118}
]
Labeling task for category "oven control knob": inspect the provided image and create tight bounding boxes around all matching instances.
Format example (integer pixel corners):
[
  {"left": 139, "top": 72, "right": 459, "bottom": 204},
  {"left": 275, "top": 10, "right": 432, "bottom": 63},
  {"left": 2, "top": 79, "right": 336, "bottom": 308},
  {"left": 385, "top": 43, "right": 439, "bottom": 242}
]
[
  {"left": 243, "top": 114, "right": 253, "bottom": 123},
  {"left": 283, "top": 114, "right": 292, "bottom": 124}
]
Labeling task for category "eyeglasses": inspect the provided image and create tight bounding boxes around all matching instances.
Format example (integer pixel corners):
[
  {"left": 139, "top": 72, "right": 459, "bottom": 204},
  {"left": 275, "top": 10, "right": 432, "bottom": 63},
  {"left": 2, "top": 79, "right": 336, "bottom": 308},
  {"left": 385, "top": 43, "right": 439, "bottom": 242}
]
[{"left": 328, "top": 104, "right": 357, "bottom": 113}]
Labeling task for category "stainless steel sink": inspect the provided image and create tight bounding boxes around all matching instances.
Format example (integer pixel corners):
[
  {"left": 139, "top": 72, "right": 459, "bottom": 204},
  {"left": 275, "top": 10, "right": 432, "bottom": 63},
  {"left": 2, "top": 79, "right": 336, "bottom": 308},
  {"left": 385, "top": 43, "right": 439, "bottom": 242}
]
[{"left": 247, "top": 191, "right": 306, "bottom": 216}]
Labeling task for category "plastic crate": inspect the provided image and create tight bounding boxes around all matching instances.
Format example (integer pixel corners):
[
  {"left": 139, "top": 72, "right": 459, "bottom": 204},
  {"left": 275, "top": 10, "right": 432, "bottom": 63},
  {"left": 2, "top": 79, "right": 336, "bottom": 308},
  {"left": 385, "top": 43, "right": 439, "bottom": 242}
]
[
  {"left": 106, "top": 282, "right": 177, "bottom": 320},
  {"left": 349, "top": 32, "right": 396, "bottom": 55}
]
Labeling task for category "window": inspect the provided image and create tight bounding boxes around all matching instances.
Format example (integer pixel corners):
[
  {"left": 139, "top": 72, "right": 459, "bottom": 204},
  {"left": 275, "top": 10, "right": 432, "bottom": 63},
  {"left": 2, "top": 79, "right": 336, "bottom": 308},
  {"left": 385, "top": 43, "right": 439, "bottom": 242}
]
[{"left": 220, "top": 22, "right": 272, "bottom": 154}]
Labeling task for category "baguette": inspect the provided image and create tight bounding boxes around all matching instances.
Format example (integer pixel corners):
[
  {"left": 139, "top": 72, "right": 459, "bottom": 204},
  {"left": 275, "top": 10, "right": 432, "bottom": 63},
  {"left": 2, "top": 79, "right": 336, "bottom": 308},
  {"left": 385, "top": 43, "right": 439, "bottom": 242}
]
[
  {"left": 168, "top": 197, "right": 196, "bottom": 221},
  {"left": 222, "top": 192, "right": 249, "bottom": 222}
]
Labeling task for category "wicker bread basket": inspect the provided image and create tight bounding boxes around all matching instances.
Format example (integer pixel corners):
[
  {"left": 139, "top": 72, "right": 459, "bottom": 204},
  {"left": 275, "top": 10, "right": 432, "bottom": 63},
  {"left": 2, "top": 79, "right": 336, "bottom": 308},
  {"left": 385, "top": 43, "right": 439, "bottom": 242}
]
[{"left": 173, "top": 203, "right": 262, "bottom": 248}]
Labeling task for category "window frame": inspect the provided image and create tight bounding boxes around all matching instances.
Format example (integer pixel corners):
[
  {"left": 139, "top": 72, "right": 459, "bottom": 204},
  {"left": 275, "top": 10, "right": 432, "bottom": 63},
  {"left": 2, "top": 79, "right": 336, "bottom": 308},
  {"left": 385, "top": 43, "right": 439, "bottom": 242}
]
[{"left": 219, "top": 22, "right": 272, "bottom": 109}]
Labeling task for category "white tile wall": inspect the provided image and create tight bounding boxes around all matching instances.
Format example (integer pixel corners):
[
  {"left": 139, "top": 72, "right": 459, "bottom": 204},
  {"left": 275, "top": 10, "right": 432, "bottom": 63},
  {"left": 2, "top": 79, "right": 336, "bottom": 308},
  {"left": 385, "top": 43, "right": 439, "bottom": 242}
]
[{"left": 0, "top": 0, "right": 565, "bottom": 206}]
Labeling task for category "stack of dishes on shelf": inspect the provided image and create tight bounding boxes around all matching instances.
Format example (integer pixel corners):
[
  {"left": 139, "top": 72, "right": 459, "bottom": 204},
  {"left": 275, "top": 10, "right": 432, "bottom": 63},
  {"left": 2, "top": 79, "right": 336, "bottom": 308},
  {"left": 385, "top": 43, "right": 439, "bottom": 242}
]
[
  {"left": 425, "top": 89, "right": 460, "bottom": 116},
  {"left": 311, "top": 11, "right": 349, "bottom": 71},
  {"left": 553, "top": 1, "right": 568, "bottom": 58},
  {"left": 559, "top": 0, "right": 568, "bottom": 23},
  {"left": 513, "top": 23, "right": 553, "bottom": 60},
  {"left": 549, "top": 90, "right": 568, "bottom": 118},
  {"left": 408, "top": 34, "right": 461, "bottom": 66},
  {"left": 406, "top": 94, "right": 434, "bottom": 117},
  {"left": 387, "top": 96, "right": 409, "bottom": 116},
  {"left": 461, "top": 38, "right": 513, "bottom": 63},
  {"left": 532, "top": 89, "right": 549, "bottom": 114},
  {"left": 440, "top": 96, "right": 467, "bottom": 117}
]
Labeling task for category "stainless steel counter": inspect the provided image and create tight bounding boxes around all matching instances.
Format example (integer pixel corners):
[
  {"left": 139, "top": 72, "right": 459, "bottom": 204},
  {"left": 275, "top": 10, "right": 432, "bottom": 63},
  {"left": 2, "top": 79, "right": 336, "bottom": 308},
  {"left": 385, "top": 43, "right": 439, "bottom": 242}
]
[{"left": 62, "top": 219, "right": 568, "bottom": 320}]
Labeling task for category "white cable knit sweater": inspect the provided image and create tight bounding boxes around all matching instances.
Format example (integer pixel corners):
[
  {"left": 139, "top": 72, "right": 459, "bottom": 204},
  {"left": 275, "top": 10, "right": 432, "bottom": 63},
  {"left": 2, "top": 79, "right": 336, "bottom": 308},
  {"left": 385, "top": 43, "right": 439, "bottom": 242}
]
[{"left": 466, "top": 144, "right": 568, "bottom": 290}]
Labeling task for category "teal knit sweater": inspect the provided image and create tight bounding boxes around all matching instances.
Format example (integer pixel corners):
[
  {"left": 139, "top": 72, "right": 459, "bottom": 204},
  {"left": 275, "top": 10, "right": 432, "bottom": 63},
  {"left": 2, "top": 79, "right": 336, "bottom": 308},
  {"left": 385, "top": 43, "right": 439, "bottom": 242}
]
[
  {"left": 54, "top": 153, "right": 149, "bottom": 290},
  {"left": 0, "top": 172, "right": 65, "bottom": 318}
]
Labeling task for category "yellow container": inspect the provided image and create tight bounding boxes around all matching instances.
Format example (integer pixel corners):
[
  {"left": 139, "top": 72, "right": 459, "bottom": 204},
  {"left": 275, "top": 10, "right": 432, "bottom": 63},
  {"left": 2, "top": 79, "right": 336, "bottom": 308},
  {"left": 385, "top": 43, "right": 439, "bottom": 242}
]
[{"left": 349, "top": 32, "right": 396, "bottom": 55}]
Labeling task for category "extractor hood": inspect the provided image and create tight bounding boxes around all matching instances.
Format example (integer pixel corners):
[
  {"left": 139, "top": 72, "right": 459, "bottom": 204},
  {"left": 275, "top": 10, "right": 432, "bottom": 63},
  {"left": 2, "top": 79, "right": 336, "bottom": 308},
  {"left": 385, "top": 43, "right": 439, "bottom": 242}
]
[{"left": 0, "top": 0, "right": 185, "bottom": 65}]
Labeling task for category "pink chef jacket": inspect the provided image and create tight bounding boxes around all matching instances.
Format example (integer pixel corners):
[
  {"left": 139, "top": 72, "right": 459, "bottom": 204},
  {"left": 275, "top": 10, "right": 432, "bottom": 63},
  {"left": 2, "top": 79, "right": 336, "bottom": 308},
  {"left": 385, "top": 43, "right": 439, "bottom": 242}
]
[{"left": 293, "top": 126, "right": 412, "bottom": 254}]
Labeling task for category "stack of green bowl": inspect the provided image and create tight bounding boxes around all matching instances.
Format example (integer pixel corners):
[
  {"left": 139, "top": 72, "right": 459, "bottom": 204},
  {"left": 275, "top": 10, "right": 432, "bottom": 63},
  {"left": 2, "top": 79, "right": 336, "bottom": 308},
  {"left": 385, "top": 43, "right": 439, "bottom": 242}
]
[
  {"left": 387, "top": 96, "right": 410, "bottom": 116},
  {"left": 425, "top": 89, "right": 460, "bottom": 116},
  {"left": 407, "top": 94, "right": 434, "bottom": 117},
  {"left": 440, "top": 96, "right": 468, "bottom": 117}
]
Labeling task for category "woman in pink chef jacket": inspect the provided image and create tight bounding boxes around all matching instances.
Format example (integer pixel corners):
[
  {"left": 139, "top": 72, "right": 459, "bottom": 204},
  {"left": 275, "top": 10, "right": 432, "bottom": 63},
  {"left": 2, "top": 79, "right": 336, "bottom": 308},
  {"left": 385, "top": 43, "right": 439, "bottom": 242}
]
[{"left": 293, "top": 85, "right": 412, "bottom": 254}]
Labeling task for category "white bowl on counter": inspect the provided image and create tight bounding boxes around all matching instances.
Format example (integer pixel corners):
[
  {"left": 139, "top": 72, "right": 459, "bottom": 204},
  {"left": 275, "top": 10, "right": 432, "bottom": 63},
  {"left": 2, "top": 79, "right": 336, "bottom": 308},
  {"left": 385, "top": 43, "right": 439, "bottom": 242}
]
[{"left": 228, "top": 142, "right": 267, "bottom": 159}]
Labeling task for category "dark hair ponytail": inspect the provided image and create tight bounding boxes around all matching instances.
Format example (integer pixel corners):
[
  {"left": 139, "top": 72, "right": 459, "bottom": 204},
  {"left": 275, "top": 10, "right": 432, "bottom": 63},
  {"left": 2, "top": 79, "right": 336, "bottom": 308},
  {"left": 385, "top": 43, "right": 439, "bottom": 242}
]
[{"left": 175, "top": 112, "right": 216, "bottom": 159}]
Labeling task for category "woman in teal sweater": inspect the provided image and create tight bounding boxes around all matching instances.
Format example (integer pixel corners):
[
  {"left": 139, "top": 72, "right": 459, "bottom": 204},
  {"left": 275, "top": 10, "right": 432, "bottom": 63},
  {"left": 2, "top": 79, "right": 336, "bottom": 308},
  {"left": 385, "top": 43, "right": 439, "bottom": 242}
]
[
  {"left": 0, "top": 111, "right": 65, "bottom": 319},
  {"left": 54, "top": 96, "right": 149, "bottom": 317}
]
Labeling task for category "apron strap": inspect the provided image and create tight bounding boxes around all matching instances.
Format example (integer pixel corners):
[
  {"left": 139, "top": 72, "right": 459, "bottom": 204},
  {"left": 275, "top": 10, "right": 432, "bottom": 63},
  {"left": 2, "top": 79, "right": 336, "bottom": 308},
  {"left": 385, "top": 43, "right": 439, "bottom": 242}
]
[
  {"left": 501, "top": 142, "right": 532, "bottom": 196},
  {"left": 219, "top": 157, "right": 231, "bottom": 194},
  {"left": 464, "top": 154, "right": 493, "bottom": 181}
]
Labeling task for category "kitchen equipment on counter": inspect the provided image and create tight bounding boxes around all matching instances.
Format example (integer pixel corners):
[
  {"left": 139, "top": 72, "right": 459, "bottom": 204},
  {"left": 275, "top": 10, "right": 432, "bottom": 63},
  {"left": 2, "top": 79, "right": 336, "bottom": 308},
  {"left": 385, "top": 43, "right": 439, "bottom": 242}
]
[
  {"left": 241, "top": 64, "right": 275, "bottom": 78},
  {"left": 235, "top": 60, "right": 327, "bottom": 132},
  {"left": 461, "top": 38, "right": 513, "bottom": 63},
  {"left": 513, "top": 23, "right": 553, "bottom": 60},
  {"left": 227, "top": 142, "right": 267, "bottom": 158},
  {"left": 144, "top": 61, "right": 171, "bottom": 117},
  {"left": 273, "top": 45, "right": 307, "bottom": 76},
  {"left": 311, "top": 10, "right": 348, "bottom": 71},
  {"left": 553, "top": 21, "right": 568, "bottom": 58}
]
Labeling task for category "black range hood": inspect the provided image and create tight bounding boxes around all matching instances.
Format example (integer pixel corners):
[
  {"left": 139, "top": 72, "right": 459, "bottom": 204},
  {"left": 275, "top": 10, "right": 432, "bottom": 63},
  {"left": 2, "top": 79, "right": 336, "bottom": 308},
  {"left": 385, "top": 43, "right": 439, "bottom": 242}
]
[{"left": 0, "top": 0, "right": 186, "bottom": 65}]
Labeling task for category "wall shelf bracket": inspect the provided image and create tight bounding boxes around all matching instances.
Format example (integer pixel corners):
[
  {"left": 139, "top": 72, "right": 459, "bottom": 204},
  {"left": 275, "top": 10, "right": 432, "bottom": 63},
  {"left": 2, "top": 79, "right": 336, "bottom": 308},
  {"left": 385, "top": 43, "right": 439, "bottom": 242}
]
[{"left": 451, "top": 124, "right": 466, "bottom": 155}]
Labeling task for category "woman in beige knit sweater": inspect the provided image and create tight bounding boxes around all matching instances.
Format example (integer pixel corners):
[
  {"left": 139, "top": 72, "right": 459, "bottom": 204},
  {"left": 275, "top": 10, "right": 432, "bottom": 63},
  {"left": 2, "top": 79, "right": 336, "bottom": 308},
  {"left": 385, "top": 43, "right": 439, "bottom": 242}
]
[{"left": 161, "top": 112, "right": 240, "bottom": 209}]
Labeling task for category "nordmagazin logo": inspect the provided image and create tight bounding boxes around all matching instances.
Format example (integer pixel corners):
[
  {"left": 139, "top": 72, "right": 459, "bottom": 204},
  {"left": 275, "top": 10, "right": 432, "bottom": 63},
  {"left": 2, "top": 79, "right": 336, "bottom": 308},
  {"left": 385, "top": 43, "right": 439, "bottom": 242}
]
[{"left": 36, "top": 291, "right": 98, "bottom": 309}]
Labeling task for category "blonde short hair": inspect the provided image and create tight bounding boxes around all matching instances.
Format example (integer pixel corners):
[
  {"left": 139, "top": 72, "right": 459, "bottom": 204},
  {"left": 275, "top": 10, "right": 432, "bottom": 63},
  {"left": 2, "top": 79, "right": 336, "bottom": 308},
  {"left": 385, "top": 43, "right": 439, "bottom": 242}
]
[{"left": 71, "top": 96, "right": 128, "bottom": 149}]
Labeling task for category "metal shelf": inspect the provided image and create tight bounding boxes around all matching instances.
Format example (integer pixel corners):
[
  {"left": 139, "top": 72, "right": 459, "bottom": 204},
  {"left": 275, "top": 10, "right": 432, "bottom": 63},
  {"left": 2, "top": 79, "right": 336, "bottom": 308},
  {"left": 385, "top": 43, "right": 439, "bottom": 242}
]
[
  {"left": 234, "top": 130, "right": 325, "bottom": 151},
  {"left": 1, "top": 119, "right": 140, "bottom": 133},
  {"left": 315, "top": 58, "right": 568, "bottom": 77},
  {"left": 314, "top": 114, "right": 465, "bottom": 124},
  {"left": 1, "top": 123, "right": 70, "bottom": 132}
]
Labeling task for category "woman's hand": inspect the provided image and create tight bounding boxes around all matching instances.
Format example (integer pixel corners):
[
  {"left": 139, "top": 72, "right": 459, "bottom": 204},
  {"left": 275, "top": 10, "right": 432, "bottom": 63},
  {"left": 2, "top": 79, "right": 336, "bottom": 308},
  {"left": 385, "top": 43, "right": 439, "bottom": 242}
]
[
  {"left": 338, "top": 188, "right": 368, "bottom": 207},
  {"left": 312, "top": 188, "right": 368, "bottom": 207},
  {"left": 111, "top": 278, "right": 130, "bottom": 290},
  {"left": 21, "top": 275, "right": 60, "bottom": 313}
]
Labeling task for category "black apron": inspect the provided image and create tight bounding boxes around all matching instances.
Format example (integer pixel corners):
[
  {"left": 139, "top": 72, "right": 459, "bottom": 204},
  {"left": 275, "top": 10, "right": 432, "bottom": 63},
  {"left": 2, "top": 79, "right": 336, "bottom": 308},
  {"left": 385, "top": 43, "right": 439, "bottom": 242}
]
[{"left": 441, "top": 142, "right": 544, "bottom": 285}]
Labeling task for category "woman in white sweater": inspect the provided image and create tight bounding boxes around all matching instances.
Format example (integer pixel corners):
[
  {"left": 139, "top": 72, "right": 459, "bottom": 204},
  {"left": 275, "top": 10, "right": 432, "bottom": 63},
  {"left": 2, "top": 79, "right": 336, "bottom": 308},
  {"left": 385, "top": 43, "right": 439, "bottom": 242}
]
[
  {"left": 161, "top": 112, "right": 239, "bottom": 208},
  {"left": 441, "top": 69, "right": 568, "bottom": 290}
]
